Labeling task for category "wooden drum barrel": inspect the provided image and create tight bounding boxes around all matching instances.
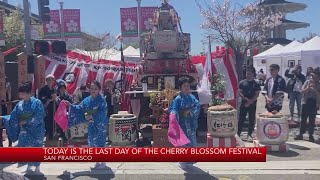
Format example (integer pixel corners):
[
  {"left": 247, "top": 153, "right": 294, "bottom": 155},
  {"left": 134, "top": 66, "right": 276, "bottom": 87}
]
[
  {"left": 207, "top": 104, "right": 237, "bottom": 137},
  {"left": 256, "top": 113, "right": 289, "bottom": 145},
  {"left": 65, "top": 123, "right": 88, "bottom": 143},
  {"left": 109, "top": 113, "right": 138, "bottom": 146}
]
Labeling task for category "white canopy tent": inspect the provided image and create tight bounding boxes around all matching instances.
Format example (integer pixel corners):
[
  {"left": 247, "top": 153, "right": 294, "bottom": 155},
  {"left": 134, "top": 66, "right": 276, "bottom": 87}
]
[
  {"left": 71, "top": 48, "right": 119, "bottom": 61},
  {"left": 282, "top": 36, "right": 320, "bottom": 73},
  {"left": 108, "top": 46, "right": 141, "bottom": 64},
  {"left": 71, "top": 46, "right": 141, "bottom": 64},
  {"left": 253, "top": 44, "right": 284, "bottom": 77},
  {"left": 274, "top": 41, "right": 303, "bottom": 77}
]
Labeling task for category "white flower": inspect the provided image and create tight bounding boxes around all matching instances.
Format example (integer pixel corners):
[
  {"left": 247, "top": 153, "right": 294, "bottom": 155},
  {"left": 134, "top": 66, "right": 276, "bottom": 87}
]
[
  {"left": 46, "top": 21, "right": 59, "bottom": 33},
  {"left": 66, "top": 20, "right": 79, "bottom": 32},
  {"left": 123, "top": 18, "right": 136, "bottom": 31},
  {"left": 144, "top": 18, "right": 153, "bottom": 30}
]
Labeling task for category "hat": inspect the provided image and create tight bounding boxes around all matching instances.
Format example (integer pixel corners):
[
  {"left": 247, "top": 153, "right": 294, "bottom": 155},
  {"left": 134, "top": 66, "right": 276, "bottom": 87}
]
[{"left": 46, "top": 75, "right": 55, "bottom": 80}]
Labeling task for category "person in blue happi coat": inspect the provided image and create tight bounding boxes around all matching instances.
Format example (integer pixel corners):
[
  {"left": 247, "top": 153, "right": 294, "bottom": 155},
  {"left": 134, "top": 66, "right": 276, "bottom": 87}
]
[
  {"left": 0, "top": 82, "right": 45, "bottom": 175},
  {"left": 64, "top": 80, "right": 108, "bottom": 169}
]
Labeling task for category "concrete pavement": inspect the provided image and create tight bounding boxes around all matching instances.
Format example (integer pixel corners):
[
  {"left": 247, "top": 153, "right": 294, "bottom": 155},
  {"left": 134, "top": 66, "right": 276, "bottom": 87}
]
[
  {"left": 1, "top": 92, "right": 320, "bottom": 179},
  {"left": 1, "top": 139, "right": 320, "bottom": 179}
]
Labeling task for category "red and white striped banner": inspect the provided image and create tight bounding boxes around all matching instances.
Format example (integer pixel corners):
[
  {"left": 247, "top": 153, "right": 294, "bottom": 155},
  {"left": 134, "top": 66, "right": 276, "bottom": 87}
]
[
  {"left": 43, "top": 52, "right": 137, "bottom": 111},
  {"left": 191, "top": 49, "right": 238, "bottom": 101}
]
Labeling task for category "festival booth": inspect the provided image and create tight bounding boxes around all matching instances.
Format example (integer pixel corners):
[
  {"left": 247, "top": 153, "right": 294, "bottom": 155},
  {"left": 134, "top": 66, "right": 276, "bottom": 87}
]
[
  {"left": 281, "top": 36, "right": 320, "bottom": 73},
  {"left": 277, "top": 41, "right": 303, "bottom": 76},
  {"left": 253, "top": 44, "right": 284, "bottom": 78}
]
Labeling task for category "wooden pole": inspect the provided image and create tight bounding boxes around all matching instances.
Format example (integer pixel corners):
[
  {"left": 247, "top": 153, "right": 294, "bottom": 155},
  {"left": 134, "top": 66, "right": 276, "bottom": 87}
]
[
  {"left": 0, "top": 52, "right": 5, "bottom": 123},
  {"left": 17, "top": 52, "right": 28, "bottom": 84},
  {"left": 34, "top": 55, "right": 46, "bottom": 96}
]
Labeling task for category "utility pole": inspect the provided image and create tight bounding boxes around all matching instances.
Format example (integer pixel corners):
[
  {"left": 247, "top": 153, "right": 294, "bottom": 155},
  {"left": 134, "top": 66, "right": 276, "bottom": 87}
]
[
  {"left": 23, "top": 0, "right": 33, "bottom": 81},
  {"left": 136, "top": 0, "right": 142, "bottom": 58},
  {"left": 23, "top": 0, "right": 32, "bottom": 56},
  {"left": 59, "top": 0, "right": 65, "bottom": 41}
]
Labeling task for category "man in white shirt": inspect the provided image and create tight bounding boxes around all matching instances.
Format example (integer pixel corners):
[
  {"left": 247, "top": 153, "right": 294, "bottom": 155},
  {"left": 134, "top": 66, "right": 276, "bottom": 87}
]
[{"left": 262, "top": 64, "right": 286, "bottom": 112}]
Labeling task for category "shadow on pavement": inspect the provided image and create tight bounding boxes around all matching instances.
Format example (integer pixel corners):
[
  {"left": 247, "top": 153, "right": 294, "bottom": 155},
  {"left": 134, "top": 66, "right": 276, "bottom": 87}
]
[
  {"left": 183, "top": 166, "right": 218, "bottom": 180},
  {"left": 57, "top": 166, "right": 115, "bottom": 180},
  {"left": 267, "top": 150, "right": 300, "bottom": 157},
  {"left": 24, "top": 173, "right": 46, "bottom": 180},
  {"left": 0, "top": 171, "right": 28, "bottom": 180},
  {"left": 287, "top": 143, "right": 311, "bottom": 150}
]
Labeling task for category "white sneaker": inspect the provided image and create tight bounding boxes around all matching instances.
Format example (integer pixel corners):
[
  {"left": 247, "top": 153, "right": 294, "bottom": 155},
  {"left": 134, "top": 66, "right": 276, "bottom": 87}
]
[{"left": 247, "top": 135, "right": 253, "bottom": 142}]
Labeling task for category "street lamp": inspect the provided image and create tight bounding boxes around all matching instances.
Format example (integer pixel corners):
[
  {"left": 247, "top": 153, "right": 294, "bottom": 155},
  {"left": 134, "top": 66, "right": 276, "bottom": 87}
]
[
  {"left": 136, "top": 0, "right": 142, "bottom": 58},
  {"left": 59, "top": 0, "right": 65, "bottom": 41}
]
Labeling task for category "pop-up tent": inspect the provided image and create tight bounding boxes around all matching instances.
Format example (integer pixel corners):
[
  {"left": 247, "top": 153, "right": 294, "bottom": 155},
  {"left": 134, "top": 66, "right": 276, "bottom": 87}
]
[
  {"left": 70, "top": 46, "right": 141, "bottom": 64},
  {"left": 108, "top": 46, "right": 141, "bottom": 63},
  {"left": 282, "top": 36, "right": 320, "bottom": 73},
  {"left": 253, "top": 44, "right": 284, "bottom": 77},
  {"left": 272, "top": 41, "right": 303, "bottom": 77}
]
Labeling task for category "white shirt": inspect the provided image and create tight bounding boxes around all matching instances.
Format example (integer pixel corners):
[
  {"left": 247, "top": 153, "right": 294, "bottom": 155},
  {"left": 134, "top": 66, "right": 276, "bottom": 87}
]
[
  {"left": 293, "top": 79, "right": 303, "bottom": 92},
  {"left": 268, "top": 78, "right": 274, "bottom": 98}
]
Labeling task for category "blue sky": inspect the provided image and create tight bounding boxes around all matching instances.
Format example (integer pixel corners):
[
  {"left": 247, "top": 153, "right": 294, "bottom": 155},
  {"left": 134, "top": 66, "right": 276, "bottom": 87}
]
[{"left": 12, "top": 0, "right": 320, "bottom": 55}]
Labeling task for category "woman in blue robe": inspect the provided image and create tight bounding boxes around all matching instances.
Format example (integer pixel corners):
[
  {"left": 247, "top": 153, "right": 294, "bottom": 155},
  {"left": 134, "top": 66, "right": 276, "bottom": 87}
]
[
  {"left": 65, "top": 80, "right": 108, "bottom": 169},
  {"left": 0, "top": 82, "right": 45, "bottom": 175},
  {"left": 169, "top": 77, "right": 200, "bottom": 169}
]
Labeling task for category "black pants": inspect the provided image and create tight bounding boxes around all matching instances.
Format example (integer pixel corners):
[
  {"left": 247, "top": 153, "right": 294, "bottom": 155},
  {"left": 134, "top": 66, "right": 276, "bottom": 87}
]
[
  {"left": 238, "top": 104, "right": 257, "bottom": 136},
  {"left": 299, "top": 99, "right": 317, "bottom": 136}
]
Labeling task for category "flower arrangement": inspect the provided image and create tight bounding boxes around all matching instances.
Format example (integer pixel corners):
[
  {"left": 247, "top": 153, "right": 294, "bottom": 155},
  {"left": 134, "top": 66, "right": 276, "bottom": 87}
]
[
  {"left": 161, "top": 82, "right": 178, "bottom": 106},
  {"left": 159, "top": 84, "right": 178, "bottom": 128},
  {"left": 149, "top": 93, "right": 161, "bottom": 106},
  {"left": 211, "top": 73, "right": 226, "bottom": 106}
]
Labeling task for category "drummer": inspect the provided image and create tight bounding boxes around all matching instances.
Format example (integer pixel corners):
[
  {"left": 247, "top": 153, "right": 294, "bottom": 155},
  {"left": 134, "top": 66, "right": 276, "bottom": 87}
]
[{"left": 262, "top": 64, "right": 286, "bottom": 113}]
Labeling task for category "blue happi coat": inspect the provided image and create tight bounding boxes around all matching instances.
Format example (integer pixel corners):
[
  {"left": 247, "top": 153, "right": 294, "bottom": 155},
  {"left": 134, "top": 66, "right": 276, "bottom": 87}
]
[
  {"left": 69, "top": 95, "right": 108, "bottom": 147},
  {"left": 2, "top": 97, "right": 45, "bottom": 166},
  {"left": 169, "top": 93, "right": 200, "bottom": 147}
]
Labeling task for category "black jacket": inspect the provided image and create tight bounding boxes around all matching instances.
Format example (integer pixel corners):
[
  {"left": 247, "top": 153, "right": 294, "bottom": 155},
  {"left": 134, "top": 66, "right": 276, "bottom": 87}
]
[{"left": 263, "top": 75, "right": 286, "bottom": 97}]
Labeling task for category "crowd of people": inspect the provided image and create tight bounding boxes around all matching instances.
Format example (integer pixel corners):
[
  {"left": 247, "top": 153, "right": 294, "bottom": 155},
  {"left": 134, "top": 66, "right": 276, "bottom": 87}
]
[
  {"left": 0, "top": 74, "right": 202, "bottom": 173},
  {"left": 0, "top": 60, "right": 319, "bottom": 174},
  {"left": 0, "top": 75, "right": 123, "bottom": 174},
  {"left": 238, "top": 64, "right": 319, "bottom": 143}
]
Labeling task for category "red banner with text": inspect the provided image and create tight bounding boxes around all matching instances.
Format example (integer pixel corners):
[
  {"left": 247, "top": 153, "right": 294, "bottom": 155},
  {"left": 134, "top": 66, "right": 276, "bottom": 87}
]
[{"left": 0, "top": 148, "right": 266, "bottom": 162}]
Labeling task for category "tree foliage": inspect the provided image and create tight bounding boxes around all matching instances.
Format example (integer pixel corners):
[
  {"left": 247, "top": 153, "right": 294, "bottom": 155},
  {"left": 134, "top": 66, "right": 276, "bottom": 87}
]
[
  {"left": 196, "top": 0, "right": 283, "bottom": 80},
  {"left": 3, "top": 9, "right": 25, "bottom": 50},
  {"left": 68, "top": 32, "right": 117, "bottom": 51},
  {"left": 300, "top": 32, "right": 318, "bottom": 43}
]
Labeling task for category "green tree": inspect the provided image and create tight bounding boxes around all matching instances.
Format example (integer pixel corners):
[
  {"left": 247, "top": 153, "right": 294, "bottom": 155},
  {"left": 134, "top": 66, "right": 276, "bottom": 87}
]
[
  {"left": 300, "top": 32, "right": 318, "bottom": 43},
  {"left": 3, "top": 9, "right": 25, "bottom": 51},
  {"left": 2, "top": 8, "right": 43, "bottom": 61}
]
